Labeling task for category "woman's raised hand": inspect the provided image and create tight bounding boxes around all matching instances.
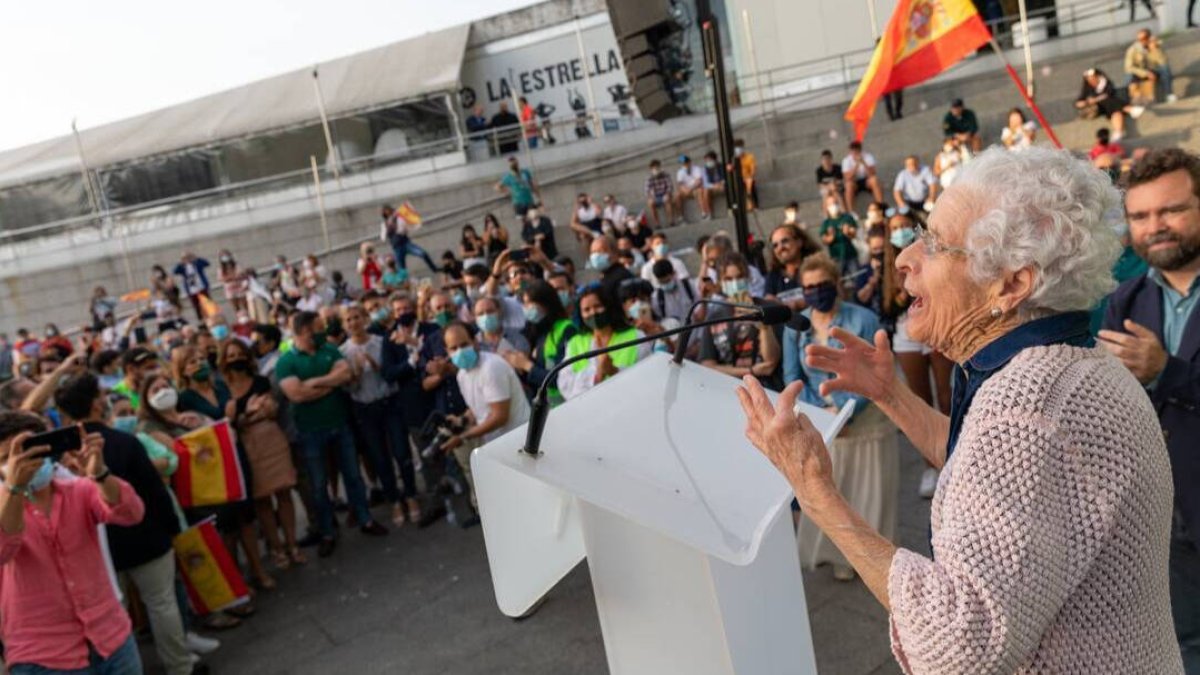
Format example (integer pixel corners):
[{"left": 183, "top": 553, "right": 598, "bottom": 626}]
[{"left": 804, "top": 328, "right": 897, "bottom": 403}]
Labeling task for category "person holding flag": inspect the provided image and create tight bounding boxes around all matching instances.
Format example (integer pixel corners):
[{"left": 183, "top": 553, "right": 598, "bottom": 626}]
[{"left": 379, "top": 202, "right": 439, "bottom": 276}]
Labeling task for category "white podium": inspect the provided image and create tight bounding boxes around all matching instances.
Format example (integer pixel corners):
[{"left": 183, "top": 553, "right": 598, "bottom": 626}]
[{"left": 472, "top": 354, "right": 853, "bottom": 675}]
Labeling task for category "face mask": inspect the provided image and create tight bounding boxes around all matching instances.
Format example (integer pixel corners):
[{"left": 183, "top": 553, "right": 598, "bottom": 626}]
[
  {"left": 206, "top": 351, "right": 219, "bottom": 368},
  {"left": 871, "top": 251, "right": 885, "bottom": 261},
  {"left": 113, "top": 416, "right": 139, "bottom": 434},
  {"left": 653, "top": 243, "right": 669, "bottom": 257},
  {"left": 660, "top": 280, "right": 677, "bottom": 292},
  {"left": 98, "top": 373, "right": 122, "bottom": 390},
  {"left": 371, "top": 308, "right": 390, "bottom": 324},
  {"left": 589, "top": 253, "right": 610, "bottom": 270},
  {"left": 527, "top": 210, "right": 540, "bottom": 220},
  {"left": 705, "top": 160, "right": 716, "bottom": 168},
  {"left": 227, "top": 359, "right": 254, "bottom": 374},
  {"left": 557, "top": 290, "right": 572, "bottom": 308},
  {"left": 220, "top": 256, "right": 232, "bottom": 264},
  {"left": 312, "top": 331, "right": 328, "bottom": 348},
  {"left": 398, "top": 312, "right": 417, "bottom": 328},
  {"left": 524, "top": 304, "right": 545, "bottom": 323},
  {"left": 210, "top": 325, "right": 230, "bottom": 341},
  {"left": 24, "top": 459, "right": 54, "bottom": 491},
  {"left": 627, "top": 301, "right": 648, "bottom": 322},
  {"left": 476, "top": 313, "right": 500, "bottom": 334},
  {"left": 783, "top": 210, "right": 797, "bottom": 223},
  {"left": 803, "top": 283, "right": 839, "bottom": 313},
  {"left": 466, "top": 286, "right": 483, "bottom": 302},
  {"left": 826, "top": 205, "right": 841, "bottom": 218},
  {"left": 149, "top": 387, "right": 179, "bottom": 412},
  {"left": 192, "top": 362, "right": 212, "bottom": 383},
  {"left": 583, "top": 313, "right": 610, "bottom": 331},
  {"left": 45, "top": 327, "right": 58, "bottom": 338},
  {"left": 451, "top": 291, "right": 467, "bottom": 306},
  {"left": 722, "top": 279, "right": 749, "bottom": 297},
  {"left": 449, "top": 346, "right": 479, "bottom": 370},
  {"left": 434, "top": 311, "right": 454, "bottom": 328},
  {"left": 734, "top": 147, "right": 744, "bottom": 156},
  {"left": 890, "top": 228, "right": 917, "bottom": 249}
]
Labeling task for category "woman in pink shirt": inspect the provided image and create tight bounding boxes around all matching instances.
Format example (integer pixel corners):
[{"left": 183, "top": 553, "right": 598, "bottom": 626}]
[
  {"left": 739, "top": 148, "right": 1183, "bottom": 673},
  {"left": 0, "top": 413, "right": 146, "bottom": 674}
]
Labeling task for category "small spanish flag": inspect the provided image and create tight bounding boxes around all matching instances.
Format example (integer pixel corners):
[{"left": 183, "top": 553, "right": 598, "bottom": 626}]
[
  {"left": 395, "top": 200, "right": 422, "bottom": 226},
  {"left": 845, "top": 0, "right": 992, "bottom": 141},
  {"left": 174, "top": 518, "right": 250, "bottom": 615},
  {"left": 198, "top": 294, "right": 222, "bottom": 319},
  {"left": 119, "top": 288, "right": 151, "bottom": 303},
  {"left": 172, "top": 421, "right": 247, "bottom": 508}
]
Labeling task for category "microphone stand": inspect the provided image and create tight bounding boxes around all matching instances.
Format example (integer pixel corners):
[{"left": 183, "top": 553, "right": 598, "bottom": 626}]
[
  {"left": 521, "top": 309, "right": 779, "bottom": 457},
  {"left": 671, "top": 298, "right": 781, "bottom": 365}
]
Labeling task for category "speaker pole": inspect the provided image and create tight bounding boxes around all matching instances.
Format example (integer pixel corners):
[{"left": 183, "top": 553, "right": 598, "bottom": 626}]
[{"left": 698, "top": 2, "right": 750, "bottom": 257}]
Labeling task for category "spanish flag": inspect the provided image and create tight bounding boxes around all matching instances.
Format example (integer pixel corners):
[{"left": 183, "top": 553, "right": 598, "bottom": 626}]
[
  {"left": 395, "top": 200, "right": 422, "bottom": 226},
  {"left": 172, "top": 421, "right": 247, "bottom": 508},
  {"left": 845, "top": 0, "right": 992, "bottom": 141},
  {"left": 174, "top": 518, "right": 250, "bottom": 615}
]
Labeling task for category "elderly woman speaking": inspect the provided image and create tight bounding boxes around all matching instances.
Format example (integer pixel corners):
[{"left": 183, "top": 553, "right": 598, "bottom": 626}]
[{"left": 738, "top": 147, "right": 1182, "bottom": 673}]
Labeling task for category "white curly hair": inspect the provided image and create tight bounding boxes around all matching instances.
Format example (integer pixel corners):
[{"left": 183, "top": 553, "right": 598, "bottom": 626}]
[{"left": 951, "top": 146, "right": 1122, "bottom": 317}]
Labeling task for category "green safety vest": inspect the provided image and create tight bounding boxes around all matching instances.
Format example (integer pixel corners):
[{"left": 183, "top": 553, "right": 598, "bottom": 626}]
[
  {"left": 566, "top": 327, "right": 641, "bottom": 373},
  {"left": 541, "top": 319, "right": 575, "bottom": 406}
]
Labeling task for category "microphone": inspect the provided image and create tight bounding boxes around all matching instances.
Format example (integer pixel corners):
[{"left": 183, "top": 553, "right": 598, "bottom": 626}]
[
  {"left": 521, "top": 302, "right": 801, "bottom": 457},
  {"left": 671, "top": 298, "right": 809, "bottom": 365}
]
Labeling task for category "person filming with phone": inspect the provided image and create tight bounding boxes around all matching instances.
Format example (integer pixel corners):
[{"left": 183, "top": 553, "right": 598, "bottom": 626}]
[{"left": 0, "top": 411, "right": 147, "bottom": 674}]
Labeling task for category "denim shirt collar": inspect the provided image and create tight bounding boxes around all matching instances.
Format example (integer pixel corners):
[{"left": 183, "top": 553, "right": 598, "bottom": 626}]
[{"left": 964, "top": 310, "right": 1095, "bottom": 375}]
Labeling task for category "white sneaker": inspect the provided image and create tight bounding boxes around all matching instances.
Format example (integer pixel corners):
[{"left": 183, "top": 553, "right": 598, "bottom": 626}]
[
  {"left": 1168, "top": 94, "right": 1179, "bottom": 103},
  {"left": 918, "top": 467, "right": 939, "bottom": 499},
  {"left": 1128, "top": 105, "right": 1145, "bottom": 119},
  {"left": 186, "top": 632, "right": 221, "bottom": 655}
]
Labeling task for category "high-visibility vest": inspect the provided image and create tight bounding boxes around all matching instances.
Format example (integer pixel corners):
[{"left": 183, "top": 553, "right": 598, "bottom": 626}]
[
  {"left": 540, "top": 319, "right": 575, "bottom": 406},
  {"left": 566, "top": 327, "right": 641, "bottom": 373}
]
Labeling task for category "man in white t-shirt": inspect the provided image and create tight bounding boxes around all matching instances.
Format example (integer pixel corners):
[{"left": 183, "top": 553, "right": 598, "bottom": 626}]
[
  {"left": 840, "top": 140, "right": 885, "bottom": 208},
  {"left": 601, "top": 194, "right": 627, "bottom": 227},
  {"left": 674, "top": 155, "right": 710, "bottom": 221},
  {"left": 640, "top": 232, "right": 690, "bottom": 287},
  {"left": 441, "top": 323, "right": 531, "bottom": 507}
]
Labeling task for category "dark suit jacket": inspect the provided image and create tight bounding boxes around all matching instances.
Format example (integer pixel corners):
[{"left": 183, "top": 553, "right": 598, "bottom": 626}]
[
  {"left": 1104, "top": 273, "right": 1200, "bottom": 545},
  {"left": 85, "top": 422, "right": 182, "bottom": 571}
]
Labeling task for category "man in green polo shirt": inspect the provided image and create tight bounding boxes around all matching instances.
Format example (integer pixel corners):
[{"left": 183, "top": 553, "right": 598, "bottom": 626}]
[
  {"left": 276, "top": 311, "right": 387, "bottom": 558},
  {"left": 110, "top": 347, "right": 158, "bottom": 411}
]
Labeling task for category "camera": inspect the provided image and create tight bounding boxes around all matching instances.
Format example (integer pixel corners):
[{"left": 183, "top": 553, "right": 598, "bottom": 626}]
[{"left": 416, "top": 411, "right": 468, "bottom": 460}]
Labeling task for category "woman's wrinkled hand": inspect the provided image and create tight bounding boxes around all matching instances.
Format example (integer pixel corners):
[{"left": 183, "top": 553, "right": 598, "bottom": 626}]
[
  {"left": 736, "top": 376, "right": 834, "bottom": 507},
  {"left": 804, "top": 328, "right": 896, "bottom": 403}
]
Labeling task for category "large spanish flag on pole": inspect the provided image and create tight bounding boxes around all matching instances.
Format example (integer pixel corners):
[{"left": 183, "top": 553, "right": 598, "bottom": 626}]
[
  {"left": 174, "top": 518, "right": 250, "bottom": 615},
  {"left": 846, "top": 0, "right": 992, "bottom": 141},
  {"left": 172, "top": 421, "right": 246, "bottom": 508}
]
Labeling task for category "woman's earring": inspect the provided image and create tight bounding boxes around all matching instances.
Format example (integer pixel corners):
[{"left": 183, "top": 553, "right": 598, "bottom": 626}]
[{"left": 990, "top": 307, "right": 1003, "bottom": 319}]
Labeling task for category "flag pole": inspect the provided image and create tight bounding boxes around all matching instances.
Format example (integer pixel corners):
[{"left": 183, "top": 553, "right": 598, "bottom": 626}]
[
  {"left": 1016, "top": 0, "right": 1035, "bottom": 99},
  {"left": 866, "top": 0, "right": 880, "bottom": 40},
  {"left": 988, "top": 39, "right": 1061, "bottom": 148}
]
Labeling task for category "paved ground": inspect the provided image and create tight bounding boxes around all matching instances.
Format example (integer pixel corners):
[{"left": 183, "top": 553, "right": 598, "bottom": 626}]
[{"left": 138, "top": 437, "right": 931, "bottom": 675}]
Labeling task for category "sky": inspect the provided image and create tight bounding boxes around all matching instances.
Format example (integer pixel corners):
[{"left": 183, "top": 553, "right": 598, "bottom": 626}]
[{"left": 1, "top": 0, "right": 544, "bottom": 153}]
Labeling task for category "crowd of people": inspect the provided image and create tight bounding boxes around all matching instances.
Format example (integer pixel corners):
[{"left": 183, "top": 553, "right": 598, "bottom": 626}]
[{"left": 0, "top": 24, "right": 1199, "bottom": 674}]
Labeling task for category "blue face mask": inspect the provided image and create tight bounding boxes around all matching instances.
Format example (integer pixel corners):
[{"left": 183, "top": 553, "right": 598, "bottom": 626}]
[
  {"left": 98, "top": 373, "right": 122, "bottom": 390},
  {"left": 653, "top": 243, "right": 669, "bottom": 258},
  {"left": 476, "top": 313, "right": 500, "bottom": 334},
  {"left": 803, "top": 283, "right": 839, "bottom": 313},
  {"left": 113, "top": 416, "right": 139, "bottom": 434},
  {"left": 589, "top": 253, "right": 610, "bottom": 270},
  {"left": 557, "top": 290, "right": 572, "bottom": 309},
  {"left": 450, "top": 346, "right": 479, "bottom": 370},
  {"left": 210, "top": 325, "right": 230, "bottom": 341},
  {"left": 890, "top": 228, "right": 916, "bottom": 249},
  {"left": 523, "top": 304, "right": 545, "bottom": 323},
  {"left": 627, "top": 301, "right": 648, "bottom": 322},
  {"left": 371, "top": 308, "right": 390, "bottom": 324},
  {"left": 722, "top": 278, "right": 749, "bottom": 297},
  {"left": 660, "top": 280, "right": 677, "bottom": 292},
  {"left": 28, "top": 458, "right": 54, "bottom": 491},
  {"left": 451, "top": 291, "right": 467, "bottom": 306}
]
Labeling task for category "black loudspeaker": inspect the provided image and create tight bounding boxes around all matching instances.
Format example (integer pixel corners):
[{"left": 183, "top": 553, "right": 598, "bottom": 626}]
[{"left": 605, "top": 0, "right": 689, "bottom": 123}]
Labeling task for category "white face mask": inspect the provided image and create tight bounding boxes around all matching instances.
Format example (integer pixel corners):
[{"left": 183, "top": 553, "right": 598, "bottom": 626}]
[
  {"left": 826, "top": 205, "right": 841, "bottom": 217},
  {"left": 784, "top": 209, "right": 797, "bottom": 223},
  {"left": 149, "top": 387, "right": 179, "bottom": 412}
]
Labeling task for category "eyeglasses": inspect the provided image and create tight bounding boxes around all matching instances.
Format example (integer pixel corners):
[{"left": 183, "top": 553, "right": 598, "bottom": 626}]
[
  {"left": 915, "top": 221, "right": 971, "bottom": 257},
  {"left": 771, "top": 238, "right": 795, "bottom": 249}
]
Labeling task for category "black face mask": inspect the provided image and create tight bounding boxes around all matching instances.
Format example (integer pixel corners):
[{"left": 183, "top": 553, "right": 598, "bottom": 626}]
[
  {"left": 206, "top": 351, "right": 219, "bottom": 368},
  {"left": 227, "top": 359, "right": 254, "bottom": 374},
  {"left": 583, "top": 313, "right": 610, "bottom": 331},
  {"left": 398, "top": 312, "right": 418, "bottom": 328}
]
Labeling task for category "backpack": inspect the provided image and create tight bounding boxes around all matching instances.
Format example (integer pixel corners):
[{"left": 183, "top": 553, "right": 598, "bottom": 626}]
[{"left": 655, "top": 278, "right": 695, "bottom": 321}]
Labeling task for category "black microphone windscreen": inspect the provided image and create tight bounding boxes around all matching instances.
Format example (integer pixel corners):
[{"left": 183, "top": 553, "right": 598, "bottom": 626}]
[
  {"left": 758, "top": 303, "right": 793, "bottom": 326},
  {"left": 788, "top": 313, "right": 812, "bottom": 332}
]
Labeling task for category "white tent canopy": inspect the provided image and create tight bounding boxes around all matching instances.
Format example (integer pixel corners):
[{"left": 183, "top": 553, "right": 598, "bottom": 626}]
[{"left": 0, "top": 23, "right": 471, "bottom": 189}]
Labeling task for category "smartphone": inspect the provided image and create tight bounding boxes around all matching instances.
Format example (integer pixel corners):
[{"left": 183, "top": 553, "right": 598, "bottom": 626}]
[
  {"left": 509, "top": 249, "right": 530, "bottom": 263},
  {"left": 22, "top": 427, "right": 82, "bottom": 464}
]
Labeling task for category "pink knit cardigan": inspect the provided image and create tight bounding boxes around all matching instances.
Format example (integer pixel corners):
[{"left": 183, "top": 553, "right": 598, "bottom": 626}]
[{"left": 888, "top": 345, "right": 1182, "bottom": 674}]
